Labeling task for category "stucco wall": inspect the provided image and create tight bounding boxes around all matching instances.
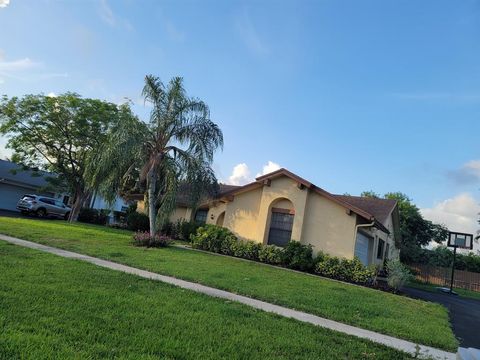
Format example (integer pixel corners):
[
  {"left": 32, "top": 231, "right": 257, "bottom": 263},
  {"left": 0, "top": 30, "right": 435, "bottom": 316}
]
[
  {"left": 170, "top": 206, "right": 190, "bottom": 223},
  {"left": 206, "top": 202, "right": 227, "bottom": 225},
  {"left": 379, "top": 214, "right": 400, "bottom": 261},
  {"left": 301, "top": 191, "right": 357, "bottom": 258},
  {"left": 136, "top": 200, "right": 146, "bottom": 214},
  {"left": 256, "top": 176, "right": 309, "bottom": 244},
  {"left": 223, "top": 187, "right": 263, "bottom": 242},
  {"left": 359, "top": 213, "right": 399, "bottom": 266}
]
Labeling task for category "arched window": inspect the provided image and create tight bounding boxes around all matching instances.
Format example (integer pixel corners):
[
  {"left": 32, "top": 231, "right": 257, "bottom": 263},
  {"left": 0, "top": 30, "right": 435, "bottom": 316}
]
[{"left": 267, "top": 199, "right": 294, "bottom": 247}]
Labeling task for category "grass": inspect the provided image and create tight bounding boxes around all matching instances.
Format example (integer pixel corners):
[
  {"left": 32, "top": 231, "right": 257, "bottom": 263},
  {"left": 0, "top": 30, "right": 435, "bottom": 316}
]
[
  {"left": 408, "top": 281, "right": 480, "bottom": 301},
  {"left": 0, "top": 241, "right": 414, "bottom": 359},
  {"left": 0, "top": 217, "right": 458, "bottom": 351}
]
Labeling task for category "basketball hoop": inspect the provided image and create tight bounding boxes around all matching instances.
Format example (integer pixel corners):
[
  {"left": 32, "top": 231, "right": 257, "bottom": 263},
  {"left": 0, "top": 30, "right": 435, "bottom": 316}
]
[
  {"left": 445, "top": 231, "right": 474, "bottom": 295},
  {"left": 447, "top": 232, "right": 473, "bottom": 250}
]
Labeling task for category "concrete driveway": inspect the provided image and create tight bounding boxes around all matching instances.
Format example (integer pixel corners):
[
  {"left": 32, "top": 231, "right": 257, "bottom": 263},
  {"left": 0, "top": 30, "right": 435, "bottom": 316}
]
[{"left": 402, "top": 286, "right": 480, "bottom": 348}]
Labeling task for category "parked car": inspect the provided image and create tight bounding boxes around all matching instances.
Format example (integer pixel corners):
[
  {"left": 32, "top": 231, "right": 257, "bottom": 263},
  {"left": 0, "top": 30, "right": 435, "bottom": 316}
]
[{"left": 16, "top": 194, "right": 71, "bottom": 219}]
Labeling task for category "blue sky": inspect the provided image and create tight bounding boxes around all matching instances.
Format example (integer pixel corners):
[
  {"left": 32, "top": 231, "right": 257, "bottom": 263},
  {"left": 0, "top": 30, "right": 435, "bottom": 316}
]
[{"left": 1, "top": 0, "right": 480, "bottom": 236}]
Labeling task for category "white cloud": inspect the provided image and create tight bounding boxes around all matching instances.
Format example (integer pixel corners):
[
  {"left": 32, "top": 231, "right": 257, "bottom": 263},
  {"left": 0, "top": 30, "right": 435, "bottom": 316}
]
[
  {"left": 235, "top": 8, "right": 269, "bottom": 56},
  {"left": 0, "top": 53, "right": 67, "bottom": 84},
  {"left": 98, "top": 0, "right": 133, "bottom": 31},
  {"left": 226, "top": 161, "right": 282, "bottom": 185},
  {"left": 0, "top": 57, "right": 42, "bottom": 83},
  {"left": 420, "top": 193, "right": 479, "bottom": 235},
  {"left": 47, "top": 92, "right": 56, "bottom": 98},
  {"left": 256, "top": 161, "right": 281, "bottom": 177},
  {"left": 0, "top": 57, "right": 41, "bottom": 72},
  {"left": 228, "top": 163, "right": 251, "bottom": 186},
  {"left": 99, "top": 0, "right": 115, "bottom": 26},
  {"left": 0, "top": 0, "right": 10, "bottom": 9}
]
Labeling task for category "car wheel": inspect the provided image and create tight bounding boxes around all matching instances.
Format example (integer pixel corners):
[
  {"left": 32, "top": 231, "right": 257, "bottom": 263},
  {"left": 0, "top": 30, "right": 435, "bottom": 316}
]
[
  {"left": 64, "top": 212, "right": 70, "bottom": 221},
  {"left": 36, "top": 208, "right": 47, "bottom": 218}
]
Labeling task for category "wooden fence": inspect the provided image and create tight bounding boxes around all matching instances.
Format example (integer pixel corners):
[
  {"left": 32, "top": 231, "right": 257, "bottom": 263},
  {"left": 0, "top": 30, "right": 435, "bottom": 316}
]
[{"left": 409, "top": 263, "right": 480, "bottom": 292}]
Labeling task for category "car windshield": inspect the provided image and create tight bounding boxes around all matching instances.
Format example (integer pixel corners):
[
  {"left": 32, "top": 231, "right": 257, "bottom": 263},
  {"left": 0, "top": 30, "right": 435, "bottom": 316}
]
[{"left": 21, "top": 195, "right": 36, "bottom": 201}]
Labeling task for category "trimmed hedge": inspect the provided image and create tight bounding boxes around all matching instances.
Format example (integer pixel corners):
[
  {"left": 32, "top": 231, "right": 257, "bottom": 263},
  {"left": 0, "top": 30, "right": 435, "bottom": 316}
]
[
  {"left": 314, "top": 252, "right": 376, "bottom": 284},
  {"left": 161, "top": 220, "right": 203, "bottom": 241},
  {"left": 126, "top": 211, "right": 149, "bottom": 232},
  {"left": 190, "top": 224, "right": 375, "bottom": 284},
  {"left": 78, "top": 208, "right": 109, "bottom": 225}
]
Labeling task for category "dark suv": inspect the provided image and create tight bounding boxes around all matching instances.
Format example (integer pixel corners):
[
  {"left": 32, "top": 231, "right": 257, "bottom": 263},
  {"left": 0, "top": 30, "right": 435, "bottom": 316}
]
[{"left": 16, "top": 194, "right": 71, "bottom": 219}]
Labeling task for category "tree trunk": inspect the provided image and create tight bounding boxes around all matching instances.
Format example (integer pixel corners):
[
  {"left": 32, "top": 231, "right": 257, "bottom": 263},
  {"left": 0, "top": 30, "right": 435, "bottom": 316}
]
[
  {"left": 69, "top": 187, "right": 89, "bottom": 222},
  {"left": 147, "top": 169, "right": 157, "bottom": 237}
]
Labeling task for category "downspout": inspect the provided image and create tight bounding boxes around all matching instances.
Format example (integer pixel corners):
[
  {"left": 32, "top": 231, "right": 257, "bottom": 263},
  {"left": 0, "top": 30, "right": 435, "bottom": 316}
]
[{"left": 353, "top": 220, "right": 375, "bottom": 262}]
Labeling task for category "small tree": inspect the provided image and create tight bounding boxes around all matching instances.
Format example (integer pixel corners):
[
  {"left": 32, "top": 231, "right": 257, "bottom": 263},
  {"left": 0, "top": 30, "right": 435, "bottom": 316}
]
[
  {"left": 0, "top": 93, "right": 136, "bottom": 221},
  {"left": 361, "top": 191, "right": 448, "bottom": 261},
  {"left": 385, "top": 192, "right": 448, "bottom": 261},
  {"left": 386, "top": 259, "right": 413, "bottom": 292},
  {"left": 88, "top": 75, "right": 223, "bottom": 236}
]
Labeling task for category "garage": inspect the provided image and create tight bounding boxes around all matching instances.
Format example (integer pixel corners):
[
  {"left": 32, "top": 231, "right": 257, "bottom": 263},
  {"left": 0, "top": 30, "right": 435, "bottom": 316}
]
[
  {"left": 0, "top": 183, "right": 36, "bottom": 211},
  {"left": 0, "top": 159, "right": 56, "bottom": 212},
  {"left": 354, "top": 232, "right": 373, "bottom": 266}
]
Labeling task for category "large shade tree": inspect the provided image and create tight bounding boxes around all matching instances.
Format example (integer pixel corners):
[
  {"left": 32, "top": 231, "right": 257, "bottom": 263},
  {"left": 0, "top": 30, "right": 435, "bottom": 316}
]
[
  {"left": 88, "top": 75, "right": 223, "bottom": 235},
  {"left": 361, "top": 191, "right": 449, "bottom": 261},
  {"left": 0, "top": 93, "right": 135, "bottom": 221}
]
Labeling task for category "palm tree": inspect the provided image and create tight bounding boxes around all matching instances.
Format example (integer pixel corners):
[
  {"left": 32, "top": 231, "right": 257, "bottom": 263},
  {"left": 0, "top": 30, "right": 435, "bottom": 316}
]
[{"left": 88, "top": 75, "right": 223, "bottom": 235}]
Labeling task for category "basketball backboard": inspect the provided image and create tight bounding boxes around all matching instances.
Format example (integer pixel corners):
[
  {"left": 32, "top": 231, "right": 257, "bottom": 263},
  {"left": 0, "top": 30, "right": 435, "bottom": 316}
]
[{"left": 447, "top": 232, "right": 473, "bottom": 250}]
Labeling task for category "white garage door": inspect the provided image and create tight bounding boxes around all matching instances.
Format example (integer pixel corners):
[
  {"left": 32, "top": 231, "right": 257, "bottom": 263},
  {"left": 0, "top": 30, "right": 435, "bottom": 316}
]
[
  {"left": 355, "top": 232, "right": 372, "bottom": 266},
  {"left": 0, "top": 184, "right": 31, "bottom": 211}
]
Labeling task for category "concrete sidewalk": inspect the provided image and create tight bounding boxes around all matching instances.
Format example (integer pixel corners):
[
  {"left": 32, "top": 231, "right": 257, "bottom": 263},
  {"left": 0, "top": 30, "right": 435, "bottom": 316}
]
[{"left": 0, "top": 234, "right": 455, "bottom": 360}]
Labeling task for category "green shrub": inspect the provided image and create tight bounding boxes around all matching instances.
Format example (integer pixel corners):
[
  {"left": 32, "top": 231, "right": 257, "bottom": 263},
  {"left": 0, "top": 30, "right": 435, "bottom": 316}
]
[
  {"left": 281, "top": 241, "right": 314, "bottom": 271},
  {"left": 258, "top": 245, "right": 284, "bottom": 265},
  {"left": 190, "top": 224, "right": 237, "bottom": 254},
  {"left": 231, "top": 240, "right": 261, "bottom": 261},
  {"left": 126, "top": 211, "right": 149, "bottom": 232},
  {"left": 177, "top": 220, "right": 203, "bottom": 241},
  {"left": 315, "top": 252, "right": 375, "bottom": 284},
  {"left": 78, "top": 207, "right": 109, "bottom": 225},
  {"left": 190, "top": 226, "right": 375, "bottom": 284},
  {"left": 315, "top": 254, "right": 342, "bottom": 278},
  {"left": 386, "top": 259, "right": 413, "bottom": 292}
]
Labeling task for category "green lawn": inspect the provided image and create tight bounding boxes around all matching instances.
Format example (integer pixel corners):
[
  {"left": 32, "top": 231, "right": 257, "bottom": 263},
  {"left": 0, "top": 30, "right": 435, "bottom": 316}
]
[
  {"left": 0, "top": 217, "right": 458, "bottom": 351},
  {"left": 0, "top": 241, "right": 413, "bottom": 359},
  {"left": 408, "top": 281, "right": 480, "bottom": 301}
]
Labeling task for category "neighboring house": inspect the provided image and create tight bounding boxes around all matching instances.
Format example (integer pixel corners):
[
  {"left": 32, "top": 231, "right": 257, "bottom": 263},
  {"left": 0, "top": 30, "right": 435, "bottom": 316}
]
[
  {"left": 0, "top": 159, "right": 130, "bottom": 216},
  {"left": 0, "top": 159, "right": 68, "bottom": 211},
  {"left": 142, "top": 168, "right": 401, "bottom": 266}
]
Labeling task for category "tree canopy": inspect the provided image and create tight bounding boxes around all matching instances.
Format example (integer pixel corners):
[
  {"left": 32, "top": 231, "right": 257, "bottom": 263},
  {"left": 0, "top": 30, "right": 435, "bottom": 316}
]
[
  {"left": 0, "top": 93, "right": 136, "bottom": 220},
  {"left": 361, "top": 191, "right": 448, "bottom": 261},
  {"left": 88, "top": 75, "right": 223, "bottom": 235}
]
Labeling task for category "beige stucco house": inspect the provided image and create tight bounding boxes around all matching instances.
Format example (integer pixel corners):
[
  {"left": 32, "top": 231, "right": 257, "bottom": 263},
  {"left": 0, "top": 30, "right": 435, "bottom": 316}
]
[{"left": 144, "top": 168, "right": 401, "bottom": 266}]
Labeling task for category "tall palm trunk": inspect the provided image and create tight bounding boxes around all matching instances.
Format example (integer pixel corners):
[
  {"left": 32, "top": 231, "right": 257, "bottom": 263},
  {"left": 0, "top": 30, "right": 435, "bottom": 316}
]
[{"left": 147, "top": 169, "right": 157, "bottom": 236}]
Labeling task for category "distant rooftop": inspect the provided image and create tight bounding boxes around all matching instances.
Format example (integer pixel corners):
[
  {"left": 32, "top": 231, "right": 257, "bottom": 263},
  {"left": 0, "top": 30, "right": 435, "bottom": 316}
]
[{"left": 0, "top": 159, "right": 55, "bottom": 190}]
